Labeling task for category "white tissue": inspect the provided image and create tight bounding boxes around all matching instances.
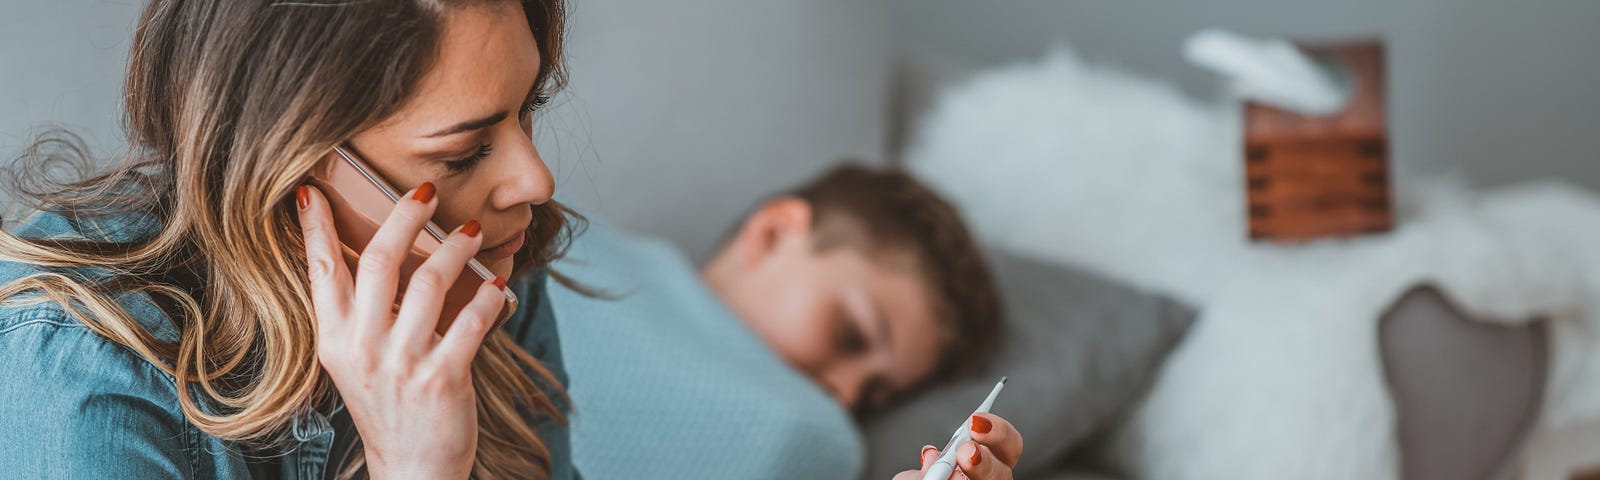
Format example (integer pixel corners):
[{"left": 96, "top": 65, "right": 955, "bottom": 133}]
[{"left": 1184, "top": 27, "right": 1352, "bottom": 115}]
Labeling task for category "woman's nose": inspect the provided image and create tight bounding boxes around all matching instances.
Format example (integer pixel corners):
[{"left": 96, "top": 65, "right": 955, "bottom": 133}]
[{"left": 492, "top": 135, "right": 554, "bottom": 208}]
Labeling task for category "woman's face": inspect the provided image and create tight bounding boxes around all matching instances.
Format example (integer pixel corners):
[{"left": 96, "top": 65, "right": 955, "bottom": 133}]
[{"left": 341, "top": 1, "right": 551, "bottom": 278}]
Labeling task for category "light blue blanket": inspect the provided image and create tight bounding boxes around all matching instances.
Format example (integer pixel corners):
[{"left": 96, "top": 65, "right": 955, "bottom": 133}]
[{"left": 548, "top": 221, "right": 865, "bottom": 479}]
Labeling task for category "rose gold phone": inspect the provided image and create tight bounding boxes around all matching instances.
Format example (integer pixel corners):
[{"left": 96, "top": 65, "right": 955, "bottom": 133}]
[{"left": 306, "top": 144, "right": 518, "bottom": 328}]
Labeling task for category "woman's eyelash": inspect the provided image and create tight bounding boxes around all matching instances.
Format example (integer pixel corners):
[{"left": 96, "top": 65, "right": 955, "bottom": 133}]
[
  {"left": 522, "top": 94, "right": 551, "bottom": 115},
  {"left": 445, "top": 96, "right": 548, "bottom": 174},
  {"left": 444, "top": 144, "right": 492, "bottom": 174}
]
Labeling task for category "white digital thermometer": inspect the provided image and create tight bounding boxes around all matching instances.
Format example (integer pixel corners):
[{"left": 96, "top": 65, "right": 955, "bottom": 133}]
[{"left": 922, "top": 377, "right": 1007, "bottom": 480}]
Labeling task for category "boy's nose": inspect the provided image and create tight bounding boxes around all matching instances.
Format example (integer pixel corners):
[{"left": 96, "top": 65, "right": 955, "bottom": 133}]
[{"left": 818, "top": 367, "right": 866, "bottom": 409}]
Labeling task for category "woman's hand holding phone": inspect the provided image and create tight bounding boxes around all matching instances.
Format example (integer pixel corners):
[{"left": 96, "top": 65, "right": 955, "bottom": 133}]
[{"left": 297, "top": 182, "right": 506, "bottom": 479}]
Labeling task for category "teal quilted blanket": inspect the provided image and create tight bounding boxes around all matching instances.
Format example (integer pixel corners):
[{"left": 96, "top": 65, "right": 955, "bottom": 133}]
[{"left": 549, "top": 221, "right": 865, "bottom": 478}]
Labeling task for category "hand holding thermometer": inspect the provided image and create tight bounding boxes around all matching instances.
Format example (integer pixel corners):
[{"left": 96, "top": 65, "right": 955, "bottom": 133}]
[{"left": 922, "top": 377, "right": 1007, "bottom": 480}]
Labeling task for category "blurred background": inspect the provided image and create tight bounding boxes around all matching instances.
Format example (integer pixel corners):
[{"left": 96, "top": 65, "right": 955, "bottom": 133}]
[
  {"left": 5, "top": 0, "right": 1598, "bottom": 257},
  {"left": 4, "top": 1, "right": 1599, "bottom": 479}
]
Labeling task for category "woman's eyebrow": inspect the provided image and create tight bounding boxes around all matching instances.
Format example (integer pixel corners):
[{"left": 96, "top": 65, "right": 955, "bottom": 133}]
[
  {"left": 423, "top": 72, "right": 543, "bottom": 139},
  {"left": 423, "top": 111, "right": 507, "bottom": 138}
]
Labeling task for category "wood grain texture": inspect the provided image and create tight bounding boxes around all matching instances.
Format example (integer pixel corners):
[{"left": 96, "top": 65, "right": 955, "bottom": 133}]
[{"left": 1245, "top": 41, "right": 1392, "bottom": 242}]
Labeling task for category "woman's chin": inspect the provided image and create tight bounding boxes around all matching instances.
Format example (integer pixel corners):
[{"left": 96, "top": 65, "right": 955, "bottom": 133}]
[{"left": 490, "top": 256, "right": 516, "bottom": 279}]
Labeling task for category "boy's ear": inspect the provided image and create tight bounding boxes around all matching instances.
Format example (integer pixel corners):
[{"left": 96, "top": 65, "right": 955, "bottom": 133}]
[{"left": 732, "top": 197, "right": 814, "bottom": 266}]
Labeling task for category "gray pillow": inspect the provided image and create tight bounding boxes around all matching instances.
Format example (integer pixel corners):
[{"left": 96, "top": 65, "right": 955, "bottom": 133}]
[{"left": 859, "top": 248, "right": 1195, "bottom": 480}]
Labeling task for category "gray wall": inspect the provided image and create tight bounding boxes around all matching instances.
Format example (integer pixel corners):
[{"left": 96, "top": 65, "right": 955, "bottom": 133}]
[
  {"left": 0, "top": 0, "right": 891, "bottom": 259},
  {"left": 890, "top": 0, "right": 1600, "bottom": 190},
  {"left": 0, "top": 1, "right": 144, "bottom": 159},
  {"left": 11, "top": 0, "right": 1594, "bottom": 252},
  {"left": 544, "top": 0, "right": 890, "bottom": 260}
]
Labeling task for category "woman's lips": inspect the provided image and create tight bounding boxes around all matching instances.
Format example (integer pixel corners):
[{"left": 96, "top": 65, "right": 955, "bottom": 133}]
[{"left": 478, "top": 230, "right": 525, "bottom": 261}]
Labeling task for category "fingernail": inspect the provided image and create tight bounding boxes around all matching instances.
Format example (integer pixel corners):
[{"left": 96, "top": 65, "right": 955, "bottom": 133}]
[
  {"left": 460, "top": 220, "right": 481, "bottom": 238},
  {"left": 968, "top": 444, "right": 982, "bottom": 467},
  {"left": 970, "top": 415, "right": 992, "bottom": 434},
  {"left": 411, "top": 182, "right": 436, "bottom": 203},
  {"left": 296, "top": 185, "right": 310, "bottom": 210},
  {"left": 492, "top": 276, "right": 507, "bottom": 290}
]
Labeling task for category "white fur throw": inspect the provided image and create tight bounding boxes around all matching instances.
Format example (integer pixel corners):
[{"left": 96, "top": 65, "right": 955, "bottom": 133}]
[{"left": 905, "top": 47, "right": 1600, "bottom": 479}]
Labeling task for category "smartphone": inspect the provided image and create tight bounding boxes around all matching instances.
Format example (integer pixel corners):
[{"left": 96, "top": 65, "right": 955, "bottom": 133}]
[{"left": 305, "top": 144, "right": 518, "bottom": 329}]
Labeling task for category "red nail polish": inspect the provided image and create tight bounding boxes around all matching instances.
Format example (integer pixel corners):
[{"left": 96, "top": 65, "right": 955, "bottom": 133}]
[
  {"left": 411, "top": 182, "right": 436, "bottom": 203},
  {"left": 969, "top": 446, "right": 981, "bottom": 466},
  {"left": 460, "top": 220, "right": 481, "bottom": 238},
  {"left": 970, "top": 415, "right": 992, "bottom": 434},
  {"left": 492, "top": 276, "right": 507, "bottom": 290},
  {"left": 296, "top": 185, "right": 309, "bottom": 210}
]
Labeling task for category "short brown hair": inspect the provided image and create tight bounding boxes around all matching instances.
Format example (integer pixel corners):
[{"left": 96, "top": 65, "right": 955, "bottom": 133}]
[{"left": 789, "top": 163, "right": 1003, "bottom": 387}]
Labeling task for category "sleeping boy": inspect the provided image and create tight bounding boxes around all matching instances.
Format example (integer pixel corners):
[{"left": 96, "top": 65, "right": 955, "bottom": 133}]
[{"left": 546, "top": 164, "right": 1006, "bottom": 478}]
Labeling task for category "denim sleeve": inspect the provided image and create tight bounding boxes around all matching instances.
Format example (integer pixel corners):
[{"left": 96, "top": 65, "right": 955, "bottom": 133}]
[{"left": 0, "top": 308, "right": 236, "bottom": 479}]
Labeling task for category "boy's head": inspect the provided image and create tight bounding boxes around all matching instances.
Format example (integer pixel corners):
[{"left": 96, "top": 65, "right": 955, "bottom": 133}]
[{"left": 701, "top": 163, "right": 1002, "bottom": 414}]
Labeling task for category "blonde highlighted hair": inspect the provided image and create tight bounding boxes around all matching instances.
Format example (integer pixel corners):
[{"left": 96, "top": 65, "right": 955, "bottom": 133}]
[{"left": 0, "top": 0, "right": 575, "bottom": 478}]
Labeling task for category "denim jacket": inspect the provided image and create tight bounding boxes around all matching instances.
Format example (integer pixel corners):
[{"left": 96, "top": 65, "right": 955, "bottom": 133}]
[{"left": 0, "top": 209, "right": 578, "bottom": 479}]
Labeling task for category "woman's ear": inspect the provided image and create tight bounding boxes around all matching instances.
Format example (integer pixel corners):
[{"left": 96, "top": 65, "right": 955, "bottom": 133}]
[{"left": 731, "top": 197, "right": 814, "bottom": 267}]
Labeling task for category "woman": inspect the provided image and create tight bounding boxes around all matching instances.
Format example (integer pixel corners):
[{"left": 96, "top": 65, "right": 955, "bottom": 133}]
[
  {"left": 1, "top": 1, "right": 575, "bottom": 478},
  {"left": 0, "top": 1, "right": 1023, "bottom": 479}
]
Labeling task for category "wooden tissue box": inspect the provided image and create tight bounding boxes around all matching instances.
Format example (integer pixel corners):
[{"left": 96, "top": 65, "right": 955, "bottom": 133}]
[{"left": 1245, "top": 41, "right": 1391, "bottom": 242}]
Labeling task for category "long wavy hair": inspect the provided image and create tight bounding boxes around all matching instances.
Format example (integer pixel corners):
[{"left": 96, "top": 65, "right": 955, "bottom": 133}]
[{"left": 0, "top": 0, "right": 575, "bottom": 478}]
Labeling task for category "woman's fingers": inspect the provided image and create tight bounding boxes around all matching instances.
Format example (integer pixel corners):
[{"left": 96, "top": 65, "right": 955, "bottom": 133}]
[
  {"left": 955, "top": 441, "right": 1009, "bottom": 480},
  {"left": 891, "top": 448, "right": 938, "bottom": 480},
  {"left": 969, "top": 413, "right": 1023, "bottom": 467},
  {"left": 921, "top": 445, "right": 939, "bottom": 469},
  {"left": 351, "top": 182, "right": 438, "bottom": 337},
  {"left": 392, "top": 219, "right": 484, "bottom": 350},
  {"left": 301, "top": 174, "right": 486, "bottom": 477},
  {"left": 296, "top": 185, "right": 353, "bottom": 326},
  {"left": 434, "top": 277, "right": 505, "bottom": 365},
  {"left": 894, "top": 444, "right": 980, "bottom": 480}
]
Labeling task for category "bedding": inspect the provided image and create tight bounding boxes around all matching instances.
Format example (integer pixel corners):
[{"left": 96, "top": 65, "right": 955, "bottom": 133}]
[
  {"left": 902, "top": 45, "right": 1600, "bottom": 479},
  {"left": 547, "top": 220, "right": 864, "bottom": 479}
]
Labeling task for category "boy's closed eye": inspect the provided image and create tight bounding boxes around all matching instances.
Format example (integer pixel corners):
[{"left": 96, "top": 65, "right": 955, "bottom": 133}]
[{"left": 831, "top": 307, "right": 871, "bottom": 356}]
